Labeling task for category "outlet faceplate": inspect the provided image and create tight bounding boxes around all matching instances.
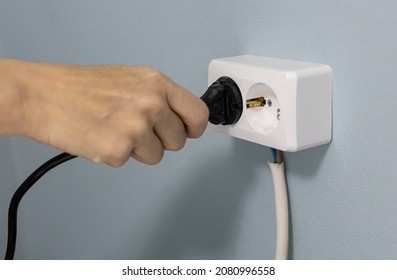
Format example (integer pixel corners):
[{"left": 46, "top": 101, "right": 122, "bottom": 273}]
[{"left": 208, "top": 55, "right": 332, "bottom": 152}]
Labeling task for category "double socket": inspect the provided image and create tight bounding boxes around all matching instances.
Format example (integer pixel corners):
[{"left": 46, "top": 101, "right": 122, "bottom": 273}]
[{"left": 208, "top": 55, "right": 332, "bottom": 152}]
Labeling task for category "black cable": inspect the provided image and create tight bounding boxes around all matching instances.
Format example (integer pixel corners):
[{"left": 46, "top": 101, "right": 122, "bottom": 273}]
[{"left": 4, "top": 152, "right": 76, "bottom": 260}]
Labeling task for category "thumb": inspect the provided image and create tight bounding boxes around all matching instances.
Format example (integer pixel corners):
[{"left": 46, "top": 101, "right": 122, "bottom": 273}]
[{"left": 165, "top": 79, "right": 209, "bottom": 138}]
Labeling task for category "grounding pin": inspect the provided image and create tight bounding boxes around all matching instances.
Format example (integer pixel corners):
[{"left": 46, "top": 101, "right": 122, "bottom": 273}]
[{"left": 246, "top": 96, "right": 266, "bottom": 108}]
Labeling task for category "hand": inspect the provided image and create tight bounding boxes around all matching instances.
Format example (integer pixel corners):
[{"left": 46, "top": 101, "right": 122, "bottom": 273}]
[{"left": 3, "top": 60, "right": 209, "bottom": 166}]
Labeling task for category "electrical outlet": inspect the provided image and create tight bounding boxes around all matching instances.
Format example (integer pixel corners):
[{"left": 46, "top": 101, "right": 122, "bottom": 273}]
[{"left": 208, "top": 55, "right": 332, "bottom": 152}]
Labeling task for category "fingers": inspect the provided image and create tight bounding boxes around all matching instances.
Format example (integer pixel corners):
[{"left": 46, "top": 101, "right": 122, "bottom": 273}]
[
  {"left": 129, "top": 74, "right": 209, "bottom": 164},
  {"left": 131, "top": 108, "right": 187, "bottom": 164},
  {"left": 164, "top": 79, "right": 209, "bottom": 138},
  {"left": 154, "top": 107, "right": 187, "bottom": 151},
  {"left": 130, "top": 128, "right": 164, "bottom": 165},
  {"left": 78, "top": 124, "right": 133, "bottom": 168}
]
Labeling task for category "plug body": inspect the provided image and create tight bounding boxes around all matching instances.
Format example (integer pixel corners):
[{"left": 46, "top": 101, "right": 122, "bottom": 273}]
[
  {"left": 207, "top": 55, "right": 332, "bottom": 152},
  {"left": 201, "top": 76, "right": 243, "bottom": 125}
]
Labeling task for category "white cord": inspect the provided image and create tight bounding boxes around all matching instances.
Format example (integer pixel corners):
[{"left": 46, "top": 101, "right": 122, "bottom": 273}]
[{"left": 268, "top": 161, "right": 289, "bottom": 260}]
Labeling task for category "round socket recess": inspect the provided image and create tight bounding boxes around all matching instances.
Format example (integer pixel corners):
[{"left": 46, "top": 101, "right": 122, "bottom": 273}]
[{"left": 246, "top": 83, "right": 280, "bottom": 134}]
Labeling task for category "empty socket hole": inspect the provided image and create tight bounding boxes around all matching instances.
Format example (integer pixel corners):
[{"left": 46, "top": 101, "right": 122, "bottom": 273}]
[{"left": 246, "top": 83, "right": 280, "bottom": 134}]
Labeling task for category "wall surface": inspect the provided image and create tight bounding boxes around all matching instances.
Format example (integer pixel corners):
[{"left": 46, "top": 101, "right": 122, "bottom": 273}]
[{"left": 1, "top": 0, "right": 397, "bottom": 259}]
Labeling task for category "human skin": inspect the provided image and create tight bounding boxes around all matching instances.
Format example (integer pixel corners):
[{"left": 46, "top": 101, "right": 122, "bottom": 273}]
[{"left": 0, "top": 58, "right": 209, "bottom": 167}]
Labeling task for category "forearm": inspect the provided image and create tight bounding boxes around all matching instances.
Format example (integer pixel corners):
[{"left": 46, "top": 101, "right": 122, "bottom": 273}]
[{"left": 0, "top": 58, "right": 31, "bottom": 136}]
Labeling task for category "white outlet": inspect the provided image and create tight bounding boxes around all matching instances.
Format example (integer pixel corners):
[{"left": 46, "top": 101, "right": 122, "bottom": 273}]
[{"left": 208, "top": 55, "right": 332, "bottom": 152}]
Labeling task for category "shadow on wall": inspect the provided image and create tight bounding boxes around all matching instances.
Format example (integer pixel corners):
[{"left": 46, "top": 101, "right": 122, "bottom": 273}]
[
  {"left": 137, "top": 139, "right": 266, "bottom": 259},
  {"left": 286, "top": 144, "right": 330, "bottom": 177},
  {"left": 134, "top": 137, "right": 329, "bottom": 259},
  {"left": 284, "top": 143, "right": 329, "bottom": 260}
]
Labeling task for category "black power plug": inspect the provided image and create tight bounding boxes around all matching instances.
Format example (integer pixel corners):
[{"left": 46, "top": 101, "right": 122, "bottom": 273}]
[{"left": 200, "top": 76, "right": 243, "bottom": 125}]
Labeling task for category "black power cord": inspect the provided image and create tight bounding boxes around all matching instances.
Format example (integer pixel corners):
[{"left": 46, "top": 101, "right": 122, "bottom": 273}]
[
  {"left": 4, "top": 76, "right": 242, "bottom": 260},
  {"left": 4, "top": 152, "right": 76, "bottom": 260}
]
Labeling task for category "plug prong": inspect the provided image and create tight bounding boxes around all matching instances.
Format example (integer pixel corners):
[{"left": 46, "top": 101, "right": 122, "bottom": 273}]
[{"left": 246, "top": 97, "right": 266, "bottom": 108}]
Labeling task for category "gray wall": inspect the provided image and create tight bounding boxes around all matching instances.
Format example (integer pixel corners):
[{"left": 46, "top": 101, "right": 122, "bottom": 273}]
[{"left": 1, "top": 0, "right": 397, "bottom": 259}]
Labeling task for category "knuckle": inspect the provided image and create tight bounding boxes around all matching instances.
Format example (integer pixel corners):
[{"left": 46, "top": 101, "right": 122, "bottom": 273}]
[
  {"left": 132, "top": 148, "right": 164, "bottom": 165},
  {"left": 129, "top": 120, "right": 148, "bottom": 140},
  {"left": 113, "top": 141, "right": 132, "bottom": 162},
  {"left": 137, "top": 95, "right": 165, "bottom": 120},
  {"left": 147, "top": 149, "right": 164, "bottom": 165},
  {"left": 107, "top": 158, "right": 128, "bottom": 168},
  {"left": 91, "top": 154, "right": 105, "bottom": 164},
  {"left": 165, "top": 136, "right": 186, "bottom": 151},
  {"left": 141, "top": 67, "right": 166, "bottom": 84},
  {"left": 96, "top": 136, "right": 132, "bottom": 168}
]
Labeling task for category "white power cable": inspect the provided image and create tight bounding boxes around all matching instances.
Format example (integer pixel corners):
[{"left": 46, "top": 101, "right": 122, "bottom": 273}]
[{"left": 268, "top": 161, "right": 289, "bottom": 260}]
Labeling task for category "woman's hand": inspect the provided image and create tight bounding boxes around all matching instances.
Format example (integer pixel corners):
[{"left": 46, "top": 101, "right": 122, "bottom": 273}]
[{"left": 0, "top": 59, "right": 209, "bottom": 166}]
